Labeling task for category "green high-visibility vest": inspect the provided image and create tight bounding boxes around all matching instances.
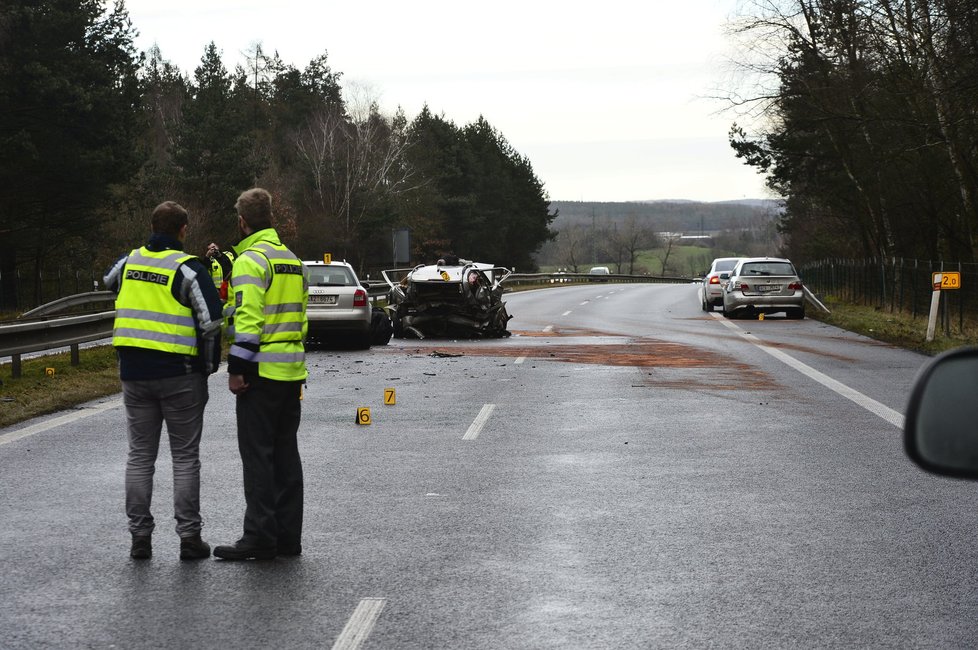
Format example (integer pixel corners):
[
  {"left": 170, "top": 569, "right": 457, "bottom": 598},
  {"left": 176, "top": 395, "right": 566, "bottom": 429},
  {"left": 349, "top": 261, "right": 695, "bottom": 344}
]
[
  {"left": 112, "top": 248, "right": 198, "bottom": 355},
  {"left": 226, "top": 231, "right": 308, "bottom": 381},
  {"left": 210, "top": 250, "right": 235, "bottom": 290}
]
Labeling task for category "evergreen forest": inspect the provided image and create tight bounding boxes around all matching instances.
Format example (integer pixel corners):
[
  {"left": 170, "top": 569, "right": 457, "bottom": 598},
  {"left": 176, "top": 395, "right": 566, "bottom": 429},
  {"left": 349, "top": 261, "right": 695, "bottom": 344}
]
[
  {"left": 0, "top": 1, "right": 556, "bottom": 308},
  {"left": 728, "top": 0, "right": 978, "bottom": 267}
]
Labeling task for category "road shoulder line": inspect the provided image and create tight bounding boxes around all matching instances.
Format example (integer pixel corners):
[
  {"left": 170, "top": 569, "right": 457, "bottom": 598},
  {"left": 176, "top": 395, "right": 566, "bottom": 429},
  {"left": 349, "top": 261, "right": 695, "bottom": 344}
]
[{"left": 711, "top": 314, "right": 904, "bottom": 428}]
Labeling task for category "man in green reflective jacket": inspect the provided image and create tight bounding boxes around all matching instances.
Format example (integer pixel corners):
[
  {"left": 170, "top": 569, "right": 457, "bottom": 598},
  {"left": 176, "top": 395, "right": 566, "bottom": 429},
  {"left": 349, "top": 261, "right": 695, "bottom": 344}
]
[{"left": 214, "top": 188, "right": 309, "bottom": 561}]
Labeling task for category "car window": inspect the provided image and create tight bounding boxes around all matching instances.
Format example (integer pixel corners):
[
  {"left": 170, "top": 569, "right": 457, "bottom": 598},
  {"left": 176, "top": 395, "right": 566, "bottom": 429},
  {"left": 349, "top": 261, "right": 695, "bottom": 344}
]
[
  {"left": 307, "top": 266, "right": 356, "bottom": 286},
  {"left": 739, "top": 262, "right": 795, "bottom": 276},
  {"left": 715, "top": 260, "right": 738, "bottom": 272}
]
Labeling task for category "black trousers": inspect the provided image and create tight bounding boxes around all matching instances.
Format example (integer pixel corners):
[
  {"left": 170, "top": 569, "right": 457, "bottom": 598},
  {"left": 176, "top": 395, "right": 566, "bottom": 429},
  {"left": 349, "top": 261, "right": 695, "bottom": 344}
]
[{"left": 235, "top": 377, "right": 304, "bottom": 548}]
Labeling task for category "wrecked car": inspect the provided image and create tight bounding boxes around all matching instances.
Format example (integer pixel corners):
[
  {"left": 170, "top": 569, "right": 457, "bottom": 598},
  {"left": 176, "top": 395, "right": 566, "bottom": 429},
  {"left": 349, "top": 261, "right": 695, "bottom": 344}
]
[{"left": 381, "top": 259, "right": 513, "bottom": 339}]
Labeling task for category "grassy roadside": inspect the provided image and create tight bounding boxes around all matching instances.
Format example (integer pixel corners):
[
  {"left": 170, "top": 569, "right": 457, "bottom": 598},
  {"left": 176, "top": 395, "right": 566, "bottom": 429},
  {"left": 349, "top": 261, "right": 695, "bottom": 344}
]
[
  {"left": 2, "top": 295, "right": 975, "bottom": 429},
  {"left": 808, "top": 296, "right": 976, "bottom": 356},
  {"left": 0, "top": 345, "right": 121, "bottom": 429}
]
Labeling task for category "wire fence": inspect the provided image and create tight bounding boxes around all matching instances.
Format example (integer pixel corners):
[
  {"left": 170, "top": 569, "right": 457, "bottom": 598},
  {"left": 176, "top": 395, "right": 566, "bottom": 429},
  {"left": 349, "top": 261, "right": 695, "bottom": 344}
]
[{"left": 800, "top": 258, "right": 977, "bottom": 335}]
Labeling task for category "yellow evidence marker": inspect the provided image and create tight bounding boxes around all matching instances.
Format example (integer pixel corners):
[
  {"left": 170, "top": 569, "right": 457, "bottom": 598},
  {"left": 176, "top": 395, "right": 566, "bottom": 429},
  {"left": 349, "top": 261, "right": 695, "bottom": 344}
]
[
  {"left": 356, "top": 407, "right": 372, "bottom": 425},
  {"left": 384, "top": 388, "right": 396, "bottom": 405},
  {"left": 45, "top": 367, "right": 55, "bottom": 376},
  {"left": 323, "top": 253, "right": 332, "bottom": 264}
]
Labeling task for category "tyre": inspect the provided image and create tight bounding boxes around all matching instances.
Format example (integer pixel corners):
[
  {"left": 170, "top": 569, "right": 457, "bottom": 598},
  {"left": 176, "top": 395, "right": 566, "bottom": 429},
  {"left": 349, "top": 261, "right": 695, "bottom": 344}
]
[
  {"left": 788, "top": 306, "right": 806, "bottom": 320},
  {"left": 370, "top": 307, "right": 393, "bottom": 345}
]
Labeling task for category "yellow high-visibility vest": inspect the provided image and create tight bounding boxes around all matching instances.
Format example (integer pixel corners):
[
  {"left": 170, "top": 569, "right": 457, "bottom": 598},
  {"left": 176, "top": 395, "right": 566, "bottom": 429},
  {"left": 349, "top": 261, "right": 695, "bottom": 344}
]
[{"left": 112, "top": 248, "right": 198, "bottom": 355}]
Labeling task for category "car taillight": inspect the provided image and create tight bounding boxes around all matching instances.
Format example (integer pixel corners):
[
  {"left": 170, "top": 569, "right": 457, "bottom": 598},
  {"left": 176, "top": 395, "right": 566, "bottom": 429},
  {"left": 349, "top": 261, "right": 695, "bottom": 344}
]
[
  {"left": 788, "top": 281, "right": 803, "bottom": 290},
  {"left": 740, "top": 283, "right": 750, "bottom": 292},
  {"left": 353, "top": 289, "right": 367, "bottom": 307},
  {"left": 709, "top": 276, "right": 720, "bottom": 285}
]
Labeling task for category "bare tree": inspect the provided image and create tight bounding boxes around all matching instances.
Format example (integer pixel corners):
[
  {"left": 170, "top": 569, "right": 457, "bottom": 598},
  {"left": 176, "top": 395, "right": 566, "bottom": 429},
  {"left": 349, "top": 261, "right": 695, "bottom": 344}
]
[
  {"left": 553, "top": 222, "right": 590, "bottom": 272},
  {"left": 294, "top": 84, "right": 419, "bottom": 263}
]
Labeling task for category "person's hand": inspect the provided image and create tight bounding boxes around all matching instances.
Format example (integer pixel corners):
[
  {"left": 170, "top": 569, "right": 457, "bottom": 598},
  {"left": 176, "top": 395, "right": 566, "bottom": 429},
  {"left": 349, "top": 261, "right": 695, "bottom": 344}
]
[
  {"left": 206, "top": 243, "right": 220, "bottom": 258},
  {"left": 229, "top": 374, "right": 249, "bottom": 395}
]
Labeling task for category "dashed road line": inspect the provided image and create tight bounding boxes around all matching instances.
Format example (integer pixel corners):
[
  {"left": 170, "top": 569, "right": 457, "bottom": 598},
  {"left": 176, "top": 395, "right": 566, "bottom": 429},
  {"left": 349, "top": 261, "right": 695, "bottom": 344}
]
[
  {"left": 561, "top": 310, "right": 572, "bottom": 316},
  {"left": 711, "top": 314, "right": 903, "bottom": 428},
  {"left": 543, "top": 325, "right": 554, "bottom": 333},
  {"left": 514, "top": 356, "right": 527, "bottom": 365},
  {"left": 463, "top": 404, "right": 496, "bottom": 440},
  {"left": 331, "top": 598, "right": 387, "bottom": 650}
]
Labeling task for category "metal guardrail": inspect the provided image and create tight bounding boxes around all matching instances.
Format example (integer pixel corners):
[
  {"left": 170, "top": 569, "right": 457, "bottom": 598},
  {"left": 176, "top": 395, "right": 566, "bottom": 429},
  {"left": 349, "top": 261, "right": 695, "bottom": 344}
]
[
  {"left": 19, "top": 290, "right": 117, "bottom": 318},
  {"left": 1, "top": 273, "right": 690, "bottom": 377},
  {"left": 506, "top": 272, "right": 692, "bottom": 286},
  {"left": 0, "top": 291, "right": 118, "bottom": 378}
]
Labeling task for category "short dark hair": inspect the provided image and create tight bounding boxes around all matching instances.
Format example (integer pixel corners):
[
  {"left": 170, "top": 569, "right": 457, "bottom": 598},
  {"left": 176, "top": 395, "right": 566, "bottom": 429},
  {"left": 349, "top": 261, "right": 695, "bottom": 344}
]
[
  {"left": 151, "top": 201, "right": 189, "bottom": 237},
  {"left": 235, "top": 188, "right": 273, "bottom": 231}
]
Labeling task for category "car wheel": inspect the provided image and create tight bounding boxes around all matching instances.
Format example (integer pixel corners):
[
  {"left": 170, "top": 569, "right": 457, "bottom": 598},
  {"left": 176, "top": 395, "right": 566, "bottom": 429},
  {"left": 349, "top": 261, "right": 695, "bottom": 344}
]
[
  {"left": 370, "top": 307, "right": 393, "bottom": 345},
  {"left": 788, "top": 306, "right": 805, "bottom": 320},
  {"left": 701, "top": 291, "right": 710, "bottom": 312},
  {"left": 357, "top": 331, "right": 372, "bottom": 349}
]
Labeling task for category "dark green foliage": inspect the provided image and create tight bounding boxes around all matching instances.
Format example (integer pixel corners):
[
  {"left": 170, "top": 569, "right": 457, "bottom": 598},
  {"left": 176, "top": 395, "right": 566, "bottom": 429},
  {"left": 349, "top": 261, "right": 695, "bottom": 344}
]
[
  {"left": 172, "top": 42, "right": 261, "bottom": 246},
  {"left": 403, "top": 111, "right": 556, "bottom": 271},
  {"left": 2, "top": 4, "right": 556, "bottom": 305},
  {"left": 0, "top": 0, "right": 141, "bottom": 306},
  {"left": 730, "top": 0, "right": 978, "bottom": 265}
]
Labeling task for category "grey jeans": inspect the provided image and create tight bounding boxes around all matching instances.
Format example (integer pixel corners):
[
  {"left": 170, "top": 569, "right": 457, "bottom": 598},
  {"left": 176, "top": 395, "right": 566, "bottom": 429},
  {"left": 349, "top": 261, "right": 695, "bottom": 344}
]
[{"left": 122, "top": 373, "right": 209, "bottom": 537}]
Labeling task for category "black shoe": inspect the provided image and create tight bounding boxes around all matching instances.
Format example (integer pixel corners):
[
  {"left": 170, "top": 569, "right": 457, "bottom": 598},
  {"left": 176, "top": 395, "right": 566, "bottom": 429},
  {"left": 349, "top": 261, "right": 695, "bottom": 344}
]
[
  {"left": 179, "top": 535, "right": 211, "bottom": 560},
  {"left": 213, "top": 540, "right": 276, "bottom": 561},
  {"left": 276, "top": 543, "right": 302, "bottom": 557},
  {"left": 130, "top": 535, "right": 152, "bottom": 560}
]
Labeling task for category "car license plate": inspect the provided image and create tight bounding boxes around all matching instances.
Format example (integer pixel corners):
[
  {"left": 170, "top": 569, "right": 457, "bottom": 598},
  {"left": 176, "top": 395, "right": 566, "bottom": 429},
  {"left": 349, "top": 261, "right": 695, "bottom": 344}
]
[
  {"left": 309, "top": 294, "right": 338, "bottom": 305},
  {"left": 758, "top": 284, "right": 780, "bottom": 292}
]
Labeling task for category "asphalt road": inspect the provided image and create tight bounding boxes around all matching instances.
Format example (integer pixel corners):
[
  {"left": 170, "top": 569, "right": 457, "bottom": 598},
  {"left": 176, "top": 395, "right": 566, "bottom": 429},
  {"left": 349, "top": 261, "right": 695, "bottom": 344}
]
[{"left": 1, "top": 282, "right": 976, "bottom": 648}]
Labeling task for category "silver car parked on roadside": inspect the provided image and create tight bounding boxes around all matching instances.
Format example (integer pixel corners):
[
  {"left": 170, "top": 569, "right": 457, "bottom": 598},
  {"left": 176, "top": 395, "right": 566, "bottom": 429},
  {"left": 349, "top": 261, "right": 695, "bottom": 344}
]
[
  {"left": 701, "top": 257, "right": 742, "bottom": 311},
  {"left": 720, "top": 257, "right": 805, "bottom": 319},
  {"left": 303, "top": 260, "right": 373, "bottom": 348}
]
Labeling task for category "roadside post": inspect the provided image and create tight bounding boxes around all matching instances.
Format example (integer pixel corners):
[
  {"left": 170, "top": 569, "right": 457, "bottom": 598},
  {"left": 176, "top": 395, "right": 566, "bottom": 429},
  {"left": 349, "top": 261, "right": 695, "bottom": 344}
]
[{"left": 926, "top": 271, "right": 961, "bottom": 341}]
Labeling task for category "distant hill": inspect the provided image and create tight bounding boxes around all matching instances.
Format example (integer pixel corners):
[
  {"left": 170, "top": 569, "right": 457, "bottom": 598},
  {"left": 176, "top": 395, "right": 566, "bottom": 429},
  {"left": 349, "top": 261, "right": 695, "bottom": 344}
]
[{"left": 549, "top": 199, "right": 783, "bottom": 234}]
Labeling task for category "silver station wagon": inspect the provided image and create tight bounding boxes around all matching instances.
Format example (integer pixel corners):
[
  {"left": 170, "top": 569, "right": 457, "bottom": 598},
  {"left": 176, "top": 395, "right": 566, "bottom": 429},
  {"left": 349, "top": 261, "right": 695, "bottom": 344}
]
[
  {"left": 720, "top": 257, "right": 806, "bottom": 319},
  {"left": 303, "top": 260, "right": 373, "bottom": 348}
]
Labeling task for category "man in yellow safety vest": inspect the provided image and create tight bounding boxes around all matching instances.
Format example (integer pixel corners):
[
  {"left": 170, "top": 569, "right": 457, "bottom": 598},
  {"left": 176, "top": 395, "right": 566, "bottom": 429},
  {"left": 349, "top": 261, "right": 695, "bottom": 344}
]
[
  {"left": 213, "top": 188, "right": 309, "bottom": 561},
  {"left": 104, "top": 201, "right": 223, "bottom": 561}
]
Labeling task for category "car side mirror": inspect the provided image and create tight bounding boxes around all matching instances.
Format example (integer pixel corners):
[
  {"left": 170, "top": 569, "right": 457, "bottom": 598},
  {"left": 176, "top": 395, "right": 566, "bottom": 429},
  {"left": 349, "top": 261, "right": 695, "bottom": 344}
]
[
  {"left": 360, "top": 280, "right": 371, "bottom": 290},
  {"left": 719, "top": 272, "right": 730, "bottom": 280},
  {"left": 904, "top": 346, "right": 978, "bottom": 479}
]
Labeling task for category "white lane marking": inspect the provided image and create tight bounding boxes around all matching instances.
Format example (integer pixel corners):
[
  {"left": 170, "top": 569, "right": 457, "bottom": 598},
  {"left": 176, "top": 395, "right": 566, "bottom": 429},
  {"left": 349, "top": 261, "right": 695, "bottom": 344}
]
[
  {"left": 579, "top": 301, "right": 589, "bottom": 306},
  {"left": 0, "top": 397, "right": 123, "bottom": 447},
  {"left": 331, "top": 598, "right": 387, "bottom": 650},
  {"left": 543, "top": 325, "right": 554, "bottom": 333},
  {"left": 561, "top": 310, "right": 572, "bottom": 316},
  {"left": 514, "top": 356, "right": 527, "bottom": 365},
  {"left": 463, "top": 404, "right": 496, "bottom": 440},
  {"left": 712, "top": 315, "right": 903, "bottom": 428}
]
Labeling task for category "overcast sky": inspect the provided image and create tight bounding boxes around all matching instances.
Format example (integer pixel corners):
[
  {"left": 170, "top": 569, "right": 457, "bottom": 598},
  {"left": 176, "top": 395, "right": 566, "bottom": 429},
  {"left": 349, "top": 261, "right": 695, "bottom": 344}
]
[{"left": 123, "top": 0, "right": 772, "bottom": 203}]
